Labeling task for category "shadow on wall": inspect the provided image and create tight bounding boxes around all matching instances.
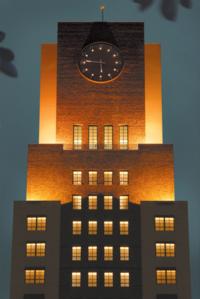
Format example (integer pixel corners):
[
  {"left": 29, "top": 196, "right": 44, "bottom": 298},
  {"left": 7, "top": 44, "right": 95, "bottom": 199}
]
[
  {"left": 0, "top": 31, "right": 18, "bottom": 77},
  {"left": 132, "top": 0, "right": 192, "bottom": 21}
]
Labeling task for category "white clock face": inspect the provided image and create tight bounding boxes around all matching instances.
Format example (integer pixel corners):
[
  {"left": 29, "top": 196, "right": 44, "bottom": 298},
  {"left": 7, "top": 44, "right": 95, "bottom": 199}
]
[{"left": 78, "top": 42, "right": 123, "bottom": 83}]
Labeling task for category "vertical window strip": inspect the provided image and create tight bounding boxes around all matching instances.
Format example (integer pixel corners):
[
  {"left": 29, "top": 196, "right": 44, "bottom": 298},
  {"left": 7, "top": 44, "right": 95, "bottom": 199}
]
[
  {"left": 89, "top": 126, "right": 98, "bottom": 150},
  {"left": 120, "top": 125, "right": 128, "bottom": 149},
  {"left": 73, "top": 125, "right": 82, "bottom": 150},
  {"left": 104, "top": 126, "right": 113, "bottom": 150}
]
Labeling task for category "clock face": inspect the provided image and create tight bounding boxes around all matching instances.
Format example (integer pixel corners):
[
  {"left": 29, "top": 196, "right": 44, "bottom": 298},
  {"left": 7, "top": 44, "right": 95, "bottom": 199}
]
[{"left": 78, "top": 42, "right": 123, "bottom": 83}]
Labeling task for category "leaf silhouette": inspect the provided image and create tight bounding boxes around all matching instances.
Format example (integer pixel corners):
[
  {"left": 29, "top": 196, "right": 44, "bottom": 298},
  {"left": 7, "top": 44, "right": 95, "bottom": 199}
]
[
  {"left": 180, "top": 0, "right": 192, "bottom": 8},
  {"left": 133, "top": 0, "right": 154, "bottom": 10},
  {"left": 0, "top": 48, "right": 15, "bottom": 61},
  {"left": 0, "top": 31, "right": 5, "bottom": 42},
  {"left": 161, "top": 0, "right": 178, "bottom": 20}
]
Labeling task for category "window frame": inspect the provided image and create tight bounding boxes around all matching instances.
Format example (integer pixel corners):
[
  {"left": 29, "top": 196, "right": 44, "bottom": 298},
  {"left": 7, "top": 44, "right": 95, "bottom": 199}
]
[
  {"left": 88, "top": 125, "right": 98, "bottom": 150},
  {"left": 104, "top": 125, "right": 113, "bottom": 150},
  {"left": 73, "top": 125, "right": 82, "bottom": 150}
]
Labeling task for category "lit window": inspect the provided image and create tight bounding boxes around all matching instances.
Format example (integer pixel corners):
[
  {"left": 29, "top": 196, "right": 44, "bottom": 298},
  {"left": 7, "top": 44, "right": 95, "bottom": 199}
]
[
  {"left": 119, "top": 196, "right": 128, "bottom": 210},
  {"left": 120, "top": 125, "right": 128, "bottom": 150},
  {"left": 72, "top": 221, "right": 82, "bottom": 235},
  {"left": 104, "top": 171, "right": 113, "bottom": 185},
  {"left": 156, "top": 243, "right": 175, "bottom": 257},
  {"left": 104, "top": 272, "right": 113, "bottom": 287},
  {"left": 89, "top": 171, "right": 97, "bottom": 185},
  {"left": 88, "top": 221, "right": 97, "bottom": 235},
  {"left": 73, "top": 171, "right": 82, "bottom": 185},
  {"left": 25, "top": 269, "right": 45, "bottom": 284},
  {"left": 104, "top": 126, "right": 113, "bottom": 150},
  {"left": 155, "top": 217, "right": 175, "bottom": 231},
  {"left": 88, "top": 195, "right": 97, "bottom": 210},
  {"left": 88, "top": 246, "right": 97, "bottom": 261},
  {"left": 104, "top": 221, "right": 113, "bottom": 235},
  {"left": 88, "top": 272, "right": 97, "bottom": 287},
  {"left": 119, "top": 171, "right": 128, "bottom": 185},
  {"left": 120, "top": 247, "right": 129, "bottom": 261},
  {"left": 72, "top": 246, "right": 81, "bottom": 261},
  {"left": 120, "top": 272, "right": 129, "bottom": 287},
  {"left": 73, "top": 195, "right": 82, "bottom": 210},
  {"left": 120, "top": 221, "right": 129, "bottom": 235},
  {"left": 104, "top": 196, "right": 113, "bottom": 210},
  {"left": 89, "top": 126, "right": 98, "bottom": 150},
  {"left": 72, "top": 272, "right": 81, "bottom": 287},
  {"left": 27, "top": 217, "right": 46, "bottom": 231},
  {"left": 73, "top": 125, "right": 82, "bottom": 150},
  {"left": 104, "top": 246, "right": 113, "bottom": 261},
  {"left": 156, "top": 269, "right": 176, "bottom": 284},
  {"left": 26, "top": 243, "right": 46, "bottom": 257}
]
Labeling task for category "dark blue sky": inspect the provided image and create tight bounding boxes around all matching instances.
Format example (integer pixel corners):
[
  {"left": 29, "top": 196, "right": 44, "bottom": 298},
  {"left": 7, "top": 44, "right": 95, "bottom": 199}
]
[{"left": 0, "top": 0, "right": 200, "bottom": 298}]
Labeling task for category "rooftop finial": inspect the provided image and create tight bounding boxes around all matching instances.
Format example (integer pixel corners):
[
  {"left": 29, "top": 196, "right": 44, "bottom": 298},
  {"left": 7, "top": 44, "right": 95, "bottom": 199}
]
[{"left": 100, "top": 4, "right": 105, "bottom": 22}]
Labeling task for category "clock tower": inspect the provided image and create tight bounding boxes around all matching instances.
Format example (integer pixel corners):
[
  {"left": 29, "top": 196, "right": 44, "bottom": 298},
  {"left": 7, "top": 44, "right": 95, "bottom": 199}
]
[{"left": 10, "top": 22, "right": 191, "bottom": 299}]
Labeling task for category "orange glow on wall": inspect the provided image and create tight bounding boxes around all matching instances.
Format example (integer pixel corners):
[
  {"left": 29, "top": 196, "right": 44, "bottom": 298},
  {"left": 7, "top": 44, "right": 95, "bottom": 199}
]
[
  {"left": 39, "top": 44, "right": 57, "bottom": 144},
  {"left": 145, "top": 44, "right": 163, "bottom": 144}
]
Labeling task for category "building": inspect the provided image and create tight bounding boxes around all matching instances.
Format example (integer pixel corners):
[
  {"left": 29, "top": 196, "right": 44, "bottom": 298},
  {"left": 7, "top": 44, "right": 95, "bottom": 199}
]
[{"left": 10, "top": 22, "right": 191, "bottom": 299}]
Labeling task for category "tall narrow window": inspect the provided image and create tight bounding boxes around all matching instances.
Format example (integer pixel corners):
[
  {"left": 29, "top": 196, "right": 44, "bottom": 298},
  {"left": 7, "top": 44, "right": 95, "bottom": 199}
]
[
  {"left": 88, "top": 195, "right": 97, "bottom": 210},
  {"left": 72, "top": 221, "right": 82, "bottom": 235},
  {"left": 119, "top": 171, "right": 128, "bottom": 185},
  {"left": 35, "top": 270, "right": 45, "bottom": 284},
  {"left": 36, "top": 243, "right": 46, "bottom": 257},
  {"left": 155, "top": 217, "right": 175, "bottom": 231},
  {"left": 156, "top": 269, "right": 176, "bottom": 284},
  {"left": 120, "top": 272, "right": 129, "bottom": 287},
  {"left": 72, "top": 272, "right": 81, "bottom": 287},
  {"left": 88, "top": 246, "right": 97, "bottom": 261},
  {"left": 120, "top": 221, "right": 129, "bottom": 235},
  {"left": 104, "top": 196, "right": 113, "bottom": 210},
  {"left": 119, "top": 196, "right": 129, "bottom": 210},
  {"left": 73, "top": 125, "right": 82, "bottom": 150},
  {"left": 104, "top": 272, "right": 113, "bottom": 287},
  {"left": 120, "top": 247, "right": 129, "bottom": 261},
  {"left": 89, "top": 126, "right": 98, "bottom": 150},
  {"left": 104, "top": 246, "right": 113, "bottom": 261},
  {"left": 27, "top": 217, "right": 46, "bottom": 231},
  {"left": 88, "top": 171, "right": 97, "bottom": 185},
  {"left": 25, "top": 269, "right": 45, "bottom": 284},
  {"left": 73, "top": 171, "right": 82, "bottom": 185},
  {"left": 104, "top": 221, "right": 113, "bottom": 235},
  {"left": 120, "top": 125, "right": 128, "bottom": 149},
  {"left": 104, "top": 171, "right": 113, "bottom": 185},
  {"left": 73, "top": 195, "right": 82, "bottom": 210},
  {"left": 72, "top": 246, "right": 81, "bottom": 261},
  {"left": 88, "top": 272, "right": 97, "bottom": 287},
  {"left": 104, "top": 126, "right": 113, "bottom": 149},
  {"left": 88, "top": 221, "right": 97, "bottom": 235}
]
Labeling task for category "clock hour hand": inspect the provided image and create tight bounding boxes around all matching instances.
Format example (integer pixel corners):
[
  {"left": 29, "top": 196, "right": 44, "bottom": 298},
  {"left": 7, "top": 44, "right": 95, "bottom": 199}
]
[{"left": 85, "top": 59, "right": 105, "bottom": 64}]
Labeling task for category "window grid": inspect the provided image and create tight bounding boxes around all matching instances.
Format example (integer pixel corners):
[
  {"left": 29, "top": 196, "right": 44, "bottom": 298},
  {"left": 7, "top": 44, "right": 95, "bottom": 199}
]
[
  {"left": 120, "top": 221, "right": 129, "bottom": 235},
  {"left": 88, "top": 272, "right": 97, "bottom": 287},
  {"left": 104, "top": 272, "right": 113, "bottom": 287},
  {"left": 88, "top": 246, "right": 97, "bottom": 261},
  {"left": 119, "top": 171, "right": 128, "bottom": 185},
  {"left": 120, "top": 246, "right": 129, "bottom": 261},
  {"left": 155, "top": 217, "right": 175, "bottom": 231},
  {"left": 25, "top": 269, "right": 45, "bottom": 284},
  {"left": 156, "top": 269, "right": 176, "bottom": 284},
  {"left": 156, "top": 243, "right": 175, "bottom": 257},
  {"left": 89, "top": 126, "right": 98, "bottom": 150},
  {"left": 88, "top": 171, "right": 97, "bottom": 185},
  {"left": 73, "top": 171, "right": 82, "bottom": 185},
  {"left": 104, "top": 196, "right": 113, "bottom": 210},
  {"left": 73, "top": 126, "right": 82, "bottom": 150},
  {"left": 36, "top": 243, "right": 46, "bottom": 257},
  {"left": 104, "top": 246, "right": 113, "bottom": 261},
  {"left": 104, "top": 221, "right": 113, "bottom": 235},
  {"left": 88, "top": 195, "right": 97, "bottom": 210},
  {"left": 72, "top": 272, "right": 81, "bottom": 287},
  {"left": 119, "top": 195, "right": 129, "bottom": 210},
  {"left": 104, "top": 126, "right": 113, "bottom": 150},
  {"left": 104, "top": 171, "right": 113, "bottom": 185},
  {"left": 72, "top": 246, "right": 81, "bottom": 261},
  {"left": 72, "top": 221, "right": 82, "bottom": 235},
  {"left": 120, "top": 125, "right": 128, "bottom": 150},
  {"left": 26, "top": 243, "right": 46, "bottom": 257},
  {"left": 73, "top": 195, "right": 82, "bottom": 210},
  {"left": 120, "top": 272, "right": 129, "bottom": 287},
  {"left": 27, "top": 217, "right": 46, "bottom": 231},
  {"left": 88, "top": 221, "right": 97, "bottom": 235}
]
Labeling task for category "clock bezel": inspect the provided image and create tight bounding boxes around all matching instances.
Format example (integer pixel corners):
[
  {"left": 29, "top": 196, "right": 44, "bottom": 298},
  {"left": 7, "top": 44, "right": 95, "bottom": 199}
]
[{"left": 77, "top": 41, "right": 124, "bottom": 84}]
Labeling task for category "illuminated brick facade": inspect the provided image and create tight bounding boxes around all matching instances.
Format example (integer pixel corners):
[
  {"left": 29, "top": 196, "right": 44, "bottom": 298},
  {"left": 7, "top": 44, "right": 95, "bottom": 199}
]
[{"left": 10, "top": 22, "right": 191, "bottom": 299}]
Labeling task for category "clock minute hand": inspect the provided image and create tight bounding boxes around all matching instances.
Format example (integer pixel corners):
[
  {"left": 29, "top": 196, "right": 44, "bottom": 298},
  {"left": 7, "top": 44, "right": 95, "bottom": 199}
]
[{"left": 85, "top": 59, "right": 105, "bottom": 64}]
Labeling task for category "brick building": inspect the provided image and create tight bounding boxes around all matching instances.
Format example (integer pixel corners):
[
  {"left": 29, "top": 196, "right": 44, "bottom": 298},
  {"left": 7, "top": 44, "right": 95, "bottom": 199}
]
[{"left": 10, "top": 22, "right": 191, "bottom": 299}]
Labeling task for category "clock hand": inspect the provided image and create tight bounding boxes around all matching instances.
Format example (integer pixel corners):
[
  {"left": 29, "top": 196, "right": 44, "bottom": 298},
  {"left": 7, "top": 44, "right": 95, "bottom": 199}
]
[
  {"left": 85, "top": 59, "right": 105, "bottom": 64},
  {"left": 100, "top": 59, "right": 103, "bottom": 73}
]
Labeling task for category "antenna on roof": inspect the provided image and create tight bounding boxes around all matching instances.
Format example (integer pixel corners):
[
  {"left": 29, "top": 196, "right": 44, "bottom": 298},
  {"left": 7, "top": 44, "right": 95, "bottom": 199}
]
[{"left": 100, "top": 4, "right": 105, "bottom": 22}]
